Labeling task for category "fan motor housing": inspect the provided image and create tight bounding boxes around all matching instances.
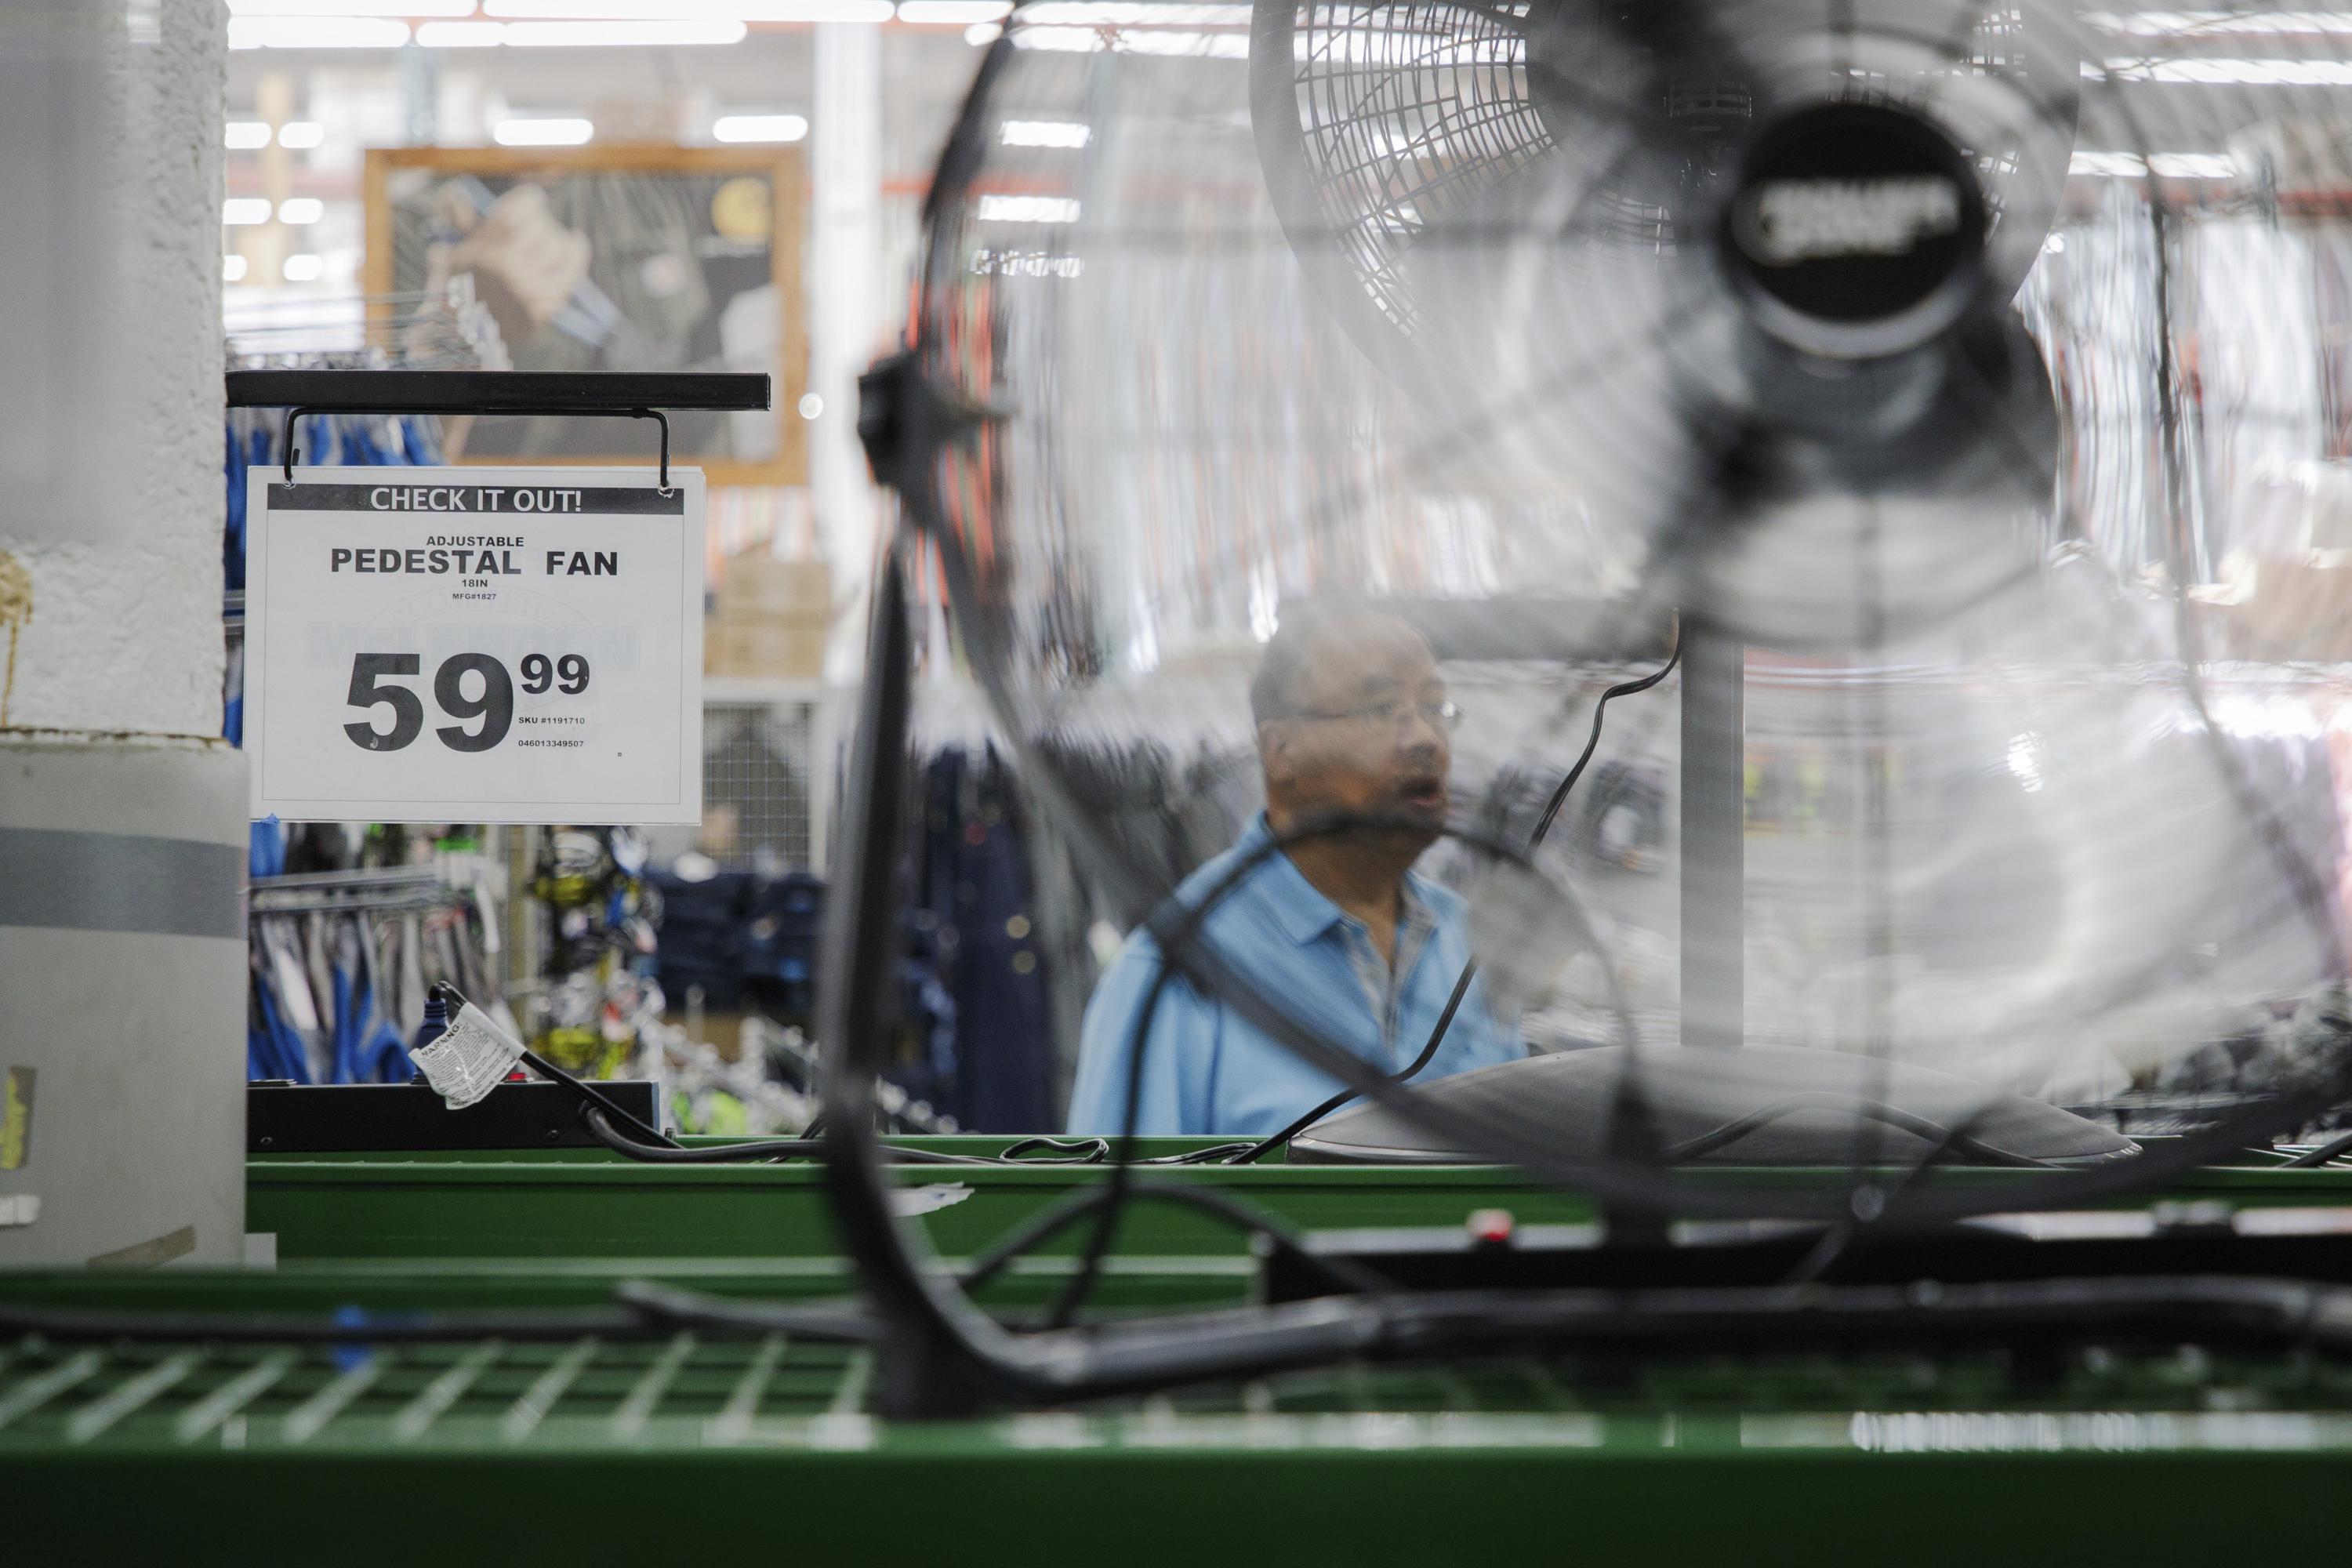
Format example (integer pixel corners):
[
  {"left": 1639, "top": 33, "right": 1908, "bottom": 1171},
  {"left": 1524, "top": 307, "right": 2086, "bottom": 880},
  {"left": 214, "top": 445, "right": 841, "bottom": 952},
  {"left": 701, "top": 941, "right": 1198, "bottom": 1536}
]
[{"left": 1723, "top": 100, "right": 1991, "bottom": 359}]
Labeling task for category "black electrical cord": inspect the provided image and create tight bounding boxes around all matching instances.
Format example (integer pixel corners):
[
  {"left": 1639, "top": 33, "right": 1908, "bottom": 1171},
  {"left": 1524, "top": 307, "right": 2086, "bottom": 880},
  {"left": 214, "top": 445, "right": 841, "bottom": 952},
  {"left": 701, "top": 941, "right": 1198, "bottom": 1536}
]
[
  {"left": 1150, "top": 1142, "right": 1258, "bottom": 1164},
  {"left": 1225, "top": 630, "right": 1682, "bottom": 1165},
  {"left": 1664, "top": 1091, "right": 2059, "bottom": 1169},
  {"left": 580, "top": 1107, "right": 818, "bottom": 1161},
  {"left": 429, "top": 984, "right": 1070, "bottom": 1170},
  {"left": 960, "top": 1181, "right": 1395, "bottom": 1300},
  {"left": 424, "top": 982, "right": 684, "bottom": 1152},
  {"left": 2282, "top": 1127, "right": 2352, "bottom": 1168},
  {"left": 613, "top": 1282, "right": 883, "bottom": 1341},
  {"left": 1223, "top": 965, "right": 1482, "bottom": 1167},
  {"left": 999, "top": 1137, "right": 1111, "bottom": 1163},
  {"left": 526, "top": 1049, "right": 680, "bottom": 1148},
  {"left": 985, "top": 1137, "right": 1250, "bottom": 1164},
  {"left": 1782, "top": 1098, "right": 2009, "bottom": 1284},
  {"left": 580, "top": 1106, "right": 1106, "bottom": 1167},
  {"left": 1529, "top": 633, "right": 1686, "bottom": 844}
]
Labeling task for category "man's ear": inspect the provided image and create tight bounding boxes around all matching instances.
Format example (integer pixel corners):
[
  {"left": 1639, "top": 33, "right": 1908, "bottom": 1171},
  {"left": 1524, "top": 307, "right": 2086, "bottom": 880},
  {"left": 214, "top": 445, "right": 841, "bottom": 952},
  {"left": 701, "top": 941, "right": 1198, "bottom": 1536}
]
[{"left": 1257, "top": 720, "right": 1290, "bottom": 786}]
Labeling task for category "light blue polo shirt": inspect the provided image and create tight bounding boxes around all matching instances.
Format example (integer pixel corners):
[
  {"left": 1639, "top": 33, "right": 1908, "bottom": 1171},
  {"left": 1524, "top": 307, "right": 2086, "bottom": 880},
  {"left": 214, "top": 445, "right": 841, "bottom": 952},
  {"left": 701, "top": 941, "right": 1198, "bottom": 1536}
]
[{"left": 1066, "top": 814, "right": 1525, "bottom": 1137}]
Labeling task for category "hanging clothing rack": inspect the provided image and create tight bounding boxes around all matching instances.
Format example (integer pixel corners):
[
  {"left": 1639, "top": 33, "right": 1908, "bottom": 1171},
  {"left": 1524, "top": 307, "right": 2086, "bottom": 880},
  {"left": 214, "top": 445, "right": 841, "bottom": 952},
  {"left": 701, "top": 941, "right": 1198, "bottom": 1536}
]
[
  {"left": 249, "top": 867, "right": 461, "bottom": 918},
  {"left": 247, "top": 867, "right": 505, "bottom": 1087},
  {"left": 227, "top": 279, "right": 510, "bottom": 371}
]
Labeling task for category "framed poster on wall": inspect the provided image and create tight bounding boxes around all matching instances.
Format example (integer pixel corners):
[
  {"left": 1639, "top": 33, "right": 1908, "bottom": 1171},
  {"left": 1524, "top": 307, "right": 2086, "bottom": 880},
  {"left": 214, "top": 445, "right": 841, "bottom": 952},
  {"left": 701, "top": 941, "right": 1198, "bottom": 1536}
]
[{"left": 365, "top": 143, "right": 806, "bottom": 485}]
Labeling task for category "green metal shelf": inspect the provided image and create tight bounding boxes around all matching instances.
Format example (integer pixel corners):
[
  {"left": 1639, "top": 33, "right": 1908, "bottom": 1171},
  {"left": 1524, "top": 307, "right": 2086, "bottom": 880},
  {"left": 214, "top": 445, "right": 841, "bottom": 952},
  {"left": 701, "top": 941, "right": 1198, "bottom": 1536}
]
[
  {"left": 7, "top": 1259, "right": 2352, "bottom": 1562},
  {"left": 16, "top": 1309, "right": 2352, "bottom": 1454},
  {"left": 246, "top": 1142, "right": 2352, "bottom": 1264}
]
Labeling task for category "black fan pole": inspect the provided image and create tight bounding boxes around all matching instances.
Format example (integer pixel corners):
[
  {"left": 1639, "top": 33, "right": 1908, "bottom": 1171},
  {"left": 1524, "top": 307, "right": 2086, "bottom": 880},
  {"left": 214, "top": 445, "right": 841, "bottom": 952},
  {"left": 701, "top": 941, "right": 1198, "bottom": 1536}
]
[{"left": 1680, "top": 619, "right": 1744, "bottom": 1051}]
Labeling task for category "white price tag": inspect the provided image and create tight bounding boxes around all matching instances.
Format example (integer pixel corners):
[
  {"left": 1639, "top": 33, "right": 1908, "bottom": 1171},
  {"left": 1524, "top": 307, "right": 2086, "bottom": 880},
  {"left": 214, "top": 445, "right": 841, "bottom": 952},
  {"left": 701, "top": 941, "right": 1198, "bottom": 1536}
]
[
  {"left": 406, "top": 1003, "right": 526, "bottom": 1110},
  {"left": 245, "top": 466, "right": 705, "bottom": 824}
]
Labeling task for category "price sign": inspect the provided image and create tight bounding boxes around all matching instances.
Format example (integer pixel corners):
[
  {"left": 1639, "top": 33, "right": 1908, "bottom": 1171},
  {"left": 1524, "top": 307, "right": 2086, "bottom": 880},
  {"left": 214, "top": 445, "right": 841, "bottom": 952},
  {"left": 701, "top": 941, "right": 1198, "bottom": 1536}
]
[{"left": 245, "top": 466, "right": 705, "bottom": 824}]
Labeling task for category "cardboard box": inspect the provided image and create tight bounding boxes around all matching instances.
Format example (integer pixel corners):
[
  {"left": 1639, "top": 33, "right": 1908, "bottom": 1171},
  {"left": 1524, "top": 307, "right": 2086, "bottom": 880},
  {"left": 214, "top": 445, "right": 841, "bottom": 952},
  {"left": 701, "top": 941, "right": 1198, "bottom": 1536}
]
[
  {"left": 706, "top": 619, "right": 826, "bottom": 678},
  {"left": 717, "top": 554, "right": 830, "bottom": 622},
  {"left": 2234, "top": 560, "right": 2352, "bottom": 662}
]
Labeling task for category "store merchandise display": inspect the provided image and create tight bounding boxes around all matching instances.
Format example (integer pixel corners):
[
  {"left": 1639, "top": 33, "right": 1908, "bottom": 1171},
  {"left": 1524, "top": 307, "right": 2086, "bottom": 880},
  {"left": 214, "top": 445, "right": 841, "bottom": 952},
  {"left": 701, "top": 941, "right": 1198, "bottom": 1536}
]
[{"left": 530, "top": 828, "right": 664, "bottom": 1079}]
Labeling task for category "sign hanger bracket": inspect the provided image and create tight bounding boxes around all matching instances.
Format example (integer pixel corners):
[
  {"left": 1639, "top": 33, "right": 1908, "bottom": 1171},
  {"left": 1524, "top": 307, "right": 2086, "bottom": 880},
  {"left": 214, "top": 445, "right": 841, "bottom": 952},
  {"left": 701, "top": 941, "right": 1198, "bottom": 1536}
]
[{"left": 225, "top": 370, "right": 773, "bottom": 490}]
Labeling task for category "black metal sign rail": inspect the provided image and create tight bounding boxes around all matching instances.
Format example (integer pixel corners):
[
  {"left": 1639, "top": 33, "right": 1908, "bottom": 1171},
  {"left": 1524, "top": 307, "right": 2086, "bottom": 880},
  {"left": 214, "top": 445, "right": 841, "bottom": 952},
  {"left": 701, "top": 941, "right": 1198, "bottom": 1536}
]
[{"left": 224, "top": 370, "right": 773, "bottom": 488}]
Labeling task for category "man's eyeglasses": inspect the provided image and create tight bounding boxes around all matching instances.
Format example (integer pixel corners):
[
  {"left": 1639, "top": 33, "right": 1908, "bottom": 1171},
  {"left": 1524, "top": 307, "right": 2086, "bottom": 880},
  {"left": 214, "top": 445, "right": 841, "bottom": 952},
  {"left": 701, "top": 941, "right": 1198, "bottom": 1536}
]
[{"left": 1290, "top": 699, "right": 1462, "bottom": 735}]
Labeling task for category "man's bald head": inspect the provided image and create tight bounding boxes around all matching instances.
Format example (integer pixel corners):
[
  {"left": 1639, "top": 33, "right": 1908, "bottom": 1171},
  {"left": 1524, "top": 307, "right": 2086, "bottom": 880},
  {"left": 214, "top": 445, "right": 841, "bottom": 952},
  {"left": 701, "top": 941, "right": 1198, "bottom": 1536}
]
[
  {"left": 1252, "top": 601, "right": 1453, "bottom": 848},
  {"left": 1250, "top": 601, "right": 1430, "bottom": 728}
]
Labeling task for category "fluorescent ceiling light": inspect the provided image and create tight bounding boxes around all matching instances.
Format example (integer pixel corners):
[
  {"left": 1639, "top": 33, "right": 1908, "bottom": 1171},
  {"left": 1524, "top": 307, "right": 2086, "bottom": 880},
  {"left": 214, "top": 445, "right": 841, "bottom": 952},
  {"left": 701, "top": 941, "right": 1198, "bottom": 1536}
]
[
  {"left": 2071, "top": 149, "right": 2238, "bottom": 177},
  {"left": 2085, "top": 9, "right": 2352, "bottom": 35},
  {"left": 495, "top": 117, "right": 597, "bottom": 145},
  {"left": 278, "top": 121, "right": 326, "bottom": 149},
  {"left": 1016, "top": 2, "right": 1250, "bottom": 21},
  {"left": 753, "top": 0, "right": 895, "bottom": 17},
  {"left": 1013, "top": 24, "right": 1250, "bottom": 56},
  {"left": 2146, "top": 151, "right": 2238, "bottom": 177},
  {"left": 415, "top": 20, "right": 504, "bottom": 44},
  {"left": 486, "top": 0, "right": 891, "bottom": 17},
  {"left": 225, "top": 121, "right": 273, "bottom": 150},
  {"left": 283, "top": 254, "right": 327, "bottom": 282},
  {"left": 278, "top": 198, "right": 327, "bottom": 224},
  {"left": 713, "top": 114, "right": 810, "bottom": 143},
  {"left": 975, "top": 194, "right": 1081, "bottom": 223},
  {"left": 227, "top": 16, "right": 410, "bottom": 46},
  {"left": 223, "top": 255, "right": 249, "bottom": 282},
  {"left": 223, "top": 198, "right": 274, "bottom": 225},
  {"left": 965, "top": 20, "right": 1001, "bottom": 41},
  {"left": 1000, "top": 118, "right": 1091, "bottom": 148},
  {"left": 898, "top": 0, "right": 1011, "bottom": 22},
  {"left": 228, "top": 0, "right": 470, "bottom": 13},
  {"left": 502, "top": 19, "right": 748, "bottom": 44},
  {"left": 421, "top": 14, "right": 755, "bottom": 43},
  {"left": 2097, "top": 56, "right": 2352, "bottom": 83}
]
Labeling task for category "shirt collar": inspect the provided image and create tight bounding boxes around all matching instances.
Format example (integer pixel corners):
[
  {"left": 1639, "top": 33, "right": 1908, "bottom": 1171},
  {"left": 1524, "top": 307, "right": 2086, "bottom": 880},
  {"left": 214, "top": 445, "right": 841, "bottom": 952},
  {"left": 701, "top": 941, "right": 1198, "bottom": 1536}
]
[{"left": 1237, "top": 813, "right": 1435, "bottom": 949}]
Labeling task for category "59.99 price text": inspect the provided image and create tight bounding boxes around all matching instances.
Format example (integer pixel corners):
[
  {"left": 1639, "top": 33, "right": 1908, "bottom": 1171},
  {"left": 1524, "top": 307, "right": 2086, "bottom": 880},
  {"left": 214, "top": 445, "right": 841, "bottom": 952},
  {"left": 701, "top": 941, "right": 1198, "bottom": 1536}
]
[{"left": 344, "top": 652, "right": 592, "bottom": 753}]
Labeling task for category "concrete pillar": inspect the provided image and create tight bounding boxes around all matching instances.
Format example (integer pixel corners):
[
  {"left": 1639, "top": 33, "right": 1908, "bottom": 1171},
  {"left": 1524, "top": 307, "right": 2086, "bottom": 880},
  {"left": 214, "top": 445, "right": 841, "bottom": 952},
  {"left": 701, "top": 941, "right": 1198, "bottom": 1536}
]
[
  {"left": 0, "top": 0, "right": 246, "bottom": 1268},
  {"left": 810, "top": 20, "right": 887, "bottom": 684}
]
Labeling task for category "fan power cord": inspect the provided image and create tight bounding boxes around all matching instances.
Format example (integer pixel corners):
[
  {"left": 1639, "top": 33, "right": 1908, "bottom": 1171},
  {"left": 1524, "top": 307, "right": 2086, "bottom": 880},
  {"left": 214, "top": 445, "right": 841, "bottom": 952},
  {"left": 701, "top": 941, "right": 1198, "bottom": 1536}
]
[
  {"left": 960, "top": 1180, "right": 1394, "bottom": 1301},
  {"left": 1665, "top": 1091, "right": 2057, "bottom": 1168},
  {"left": 581, "top": 1106, "right": 1113, "bottom": 1167},
  {"left": 476, "top": 985, "right": 1097, "bottom": 1168},
  {"left": 2283, "top": 1127, "right": 2352, "bottom": 1169}
]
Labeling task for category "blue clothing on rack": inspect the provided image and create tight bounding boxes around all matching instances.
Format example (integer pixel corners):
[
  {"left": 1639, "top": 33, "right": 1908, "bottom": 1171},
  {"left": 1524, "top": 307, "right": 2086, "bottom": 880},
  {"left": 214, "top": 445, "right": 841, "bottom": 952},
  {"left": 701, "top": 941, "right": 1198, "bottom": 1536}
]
[
  {"left": 248, "top": 969, "right": 311, "bottom": 1084},
  {"left": 919, "top": 746, "right": 1055, "bottom": 1133},
  {"left": 1067, "top": 814, "right": 1524, "bottom": 1138},
  {"left": 225, "top": 406, "right": 445, "bottom": 597},
  {"left": 328, "top": 919, "right": 409, "bottom": 1083}
]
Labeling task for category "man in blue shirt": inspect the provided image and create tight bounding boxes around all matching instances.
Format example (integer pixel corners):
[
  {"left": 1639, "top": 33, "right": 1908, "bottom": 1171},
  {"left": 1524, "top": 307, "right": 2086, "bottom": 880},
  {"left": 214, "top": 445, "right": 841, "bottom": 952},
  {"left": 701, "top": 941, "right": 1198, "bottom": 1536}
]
[{"left": 1066, "top": 604, "right": 1524, "bottom": 1136}]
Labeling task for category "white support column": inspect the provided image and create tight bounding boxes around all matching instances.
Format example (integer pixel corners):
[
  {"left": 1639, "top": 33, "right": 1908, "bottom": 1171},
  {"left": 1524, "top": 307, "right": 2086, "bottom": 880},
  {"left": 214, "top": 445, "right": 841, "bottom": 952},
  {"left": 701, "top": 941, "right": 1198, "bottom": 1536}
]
[
  {"left": 0, "top": 0, "right": 247, "bottom": 1268},
  {"left": 0, "top": 0, "right": 227, "bottom": 731},
  {"left": 809, "top": 19, "right": 887, "bottom": 687}
]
